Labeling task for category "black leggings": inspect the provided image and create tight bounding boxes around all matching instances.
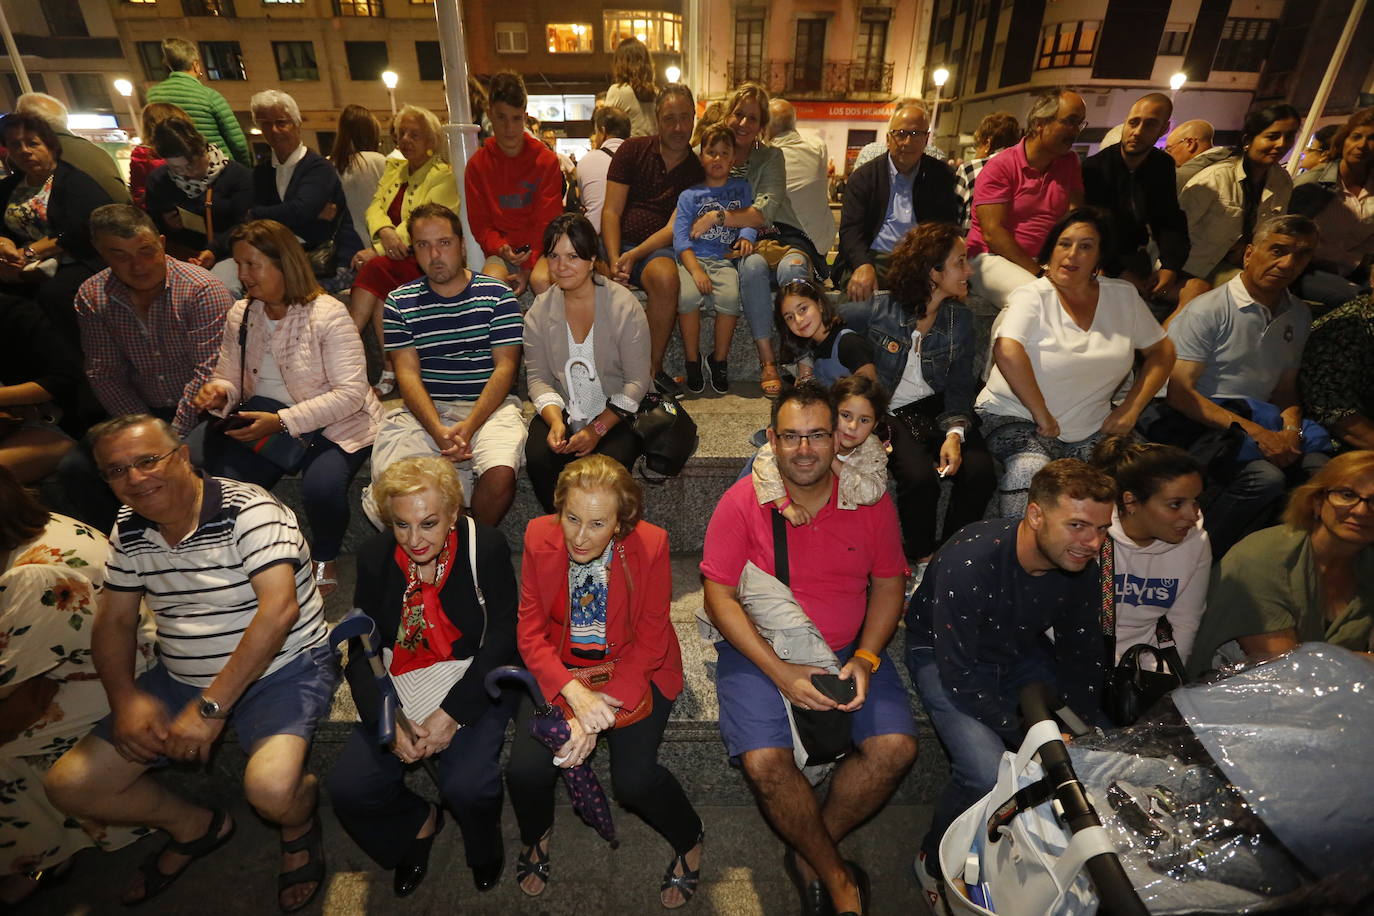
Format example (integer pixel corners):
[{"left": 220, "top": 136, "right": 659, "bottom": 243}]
[
  {"left": 887, "top": 396, "right": 997, "bottom": 560},
  {"left": 506, "top": 684, "right": 701, "bottom": 854},
  {"left": 524, "top": 411, "right": 641, "bottom": 512}
]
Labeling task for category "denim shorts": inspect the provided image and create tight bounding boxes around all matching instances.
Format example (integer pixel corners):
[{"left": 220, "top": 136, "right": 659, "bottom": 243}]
[
  {"left": 621, "top": 243, "right": 677, "bottom": 288},
  {"left": 93, "top": 643, "right": 339, "bottom": 758},
  {"left": 714, "top": 640, "right": 916, "bottom": 761}
]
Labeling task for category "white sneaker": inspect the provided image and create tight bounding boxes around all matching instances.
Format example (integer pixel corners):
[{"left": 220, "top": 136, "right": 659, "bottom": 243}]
[{"left": 914, "top": 850, "right": 950, "bottom": 915}]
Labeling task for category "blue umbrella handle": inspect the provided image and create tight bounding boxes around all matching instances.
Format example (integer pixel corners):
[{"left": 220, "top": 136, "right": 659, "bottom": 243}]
[{"left": 484, "top": 665, "right": 548, "bottom": 707}]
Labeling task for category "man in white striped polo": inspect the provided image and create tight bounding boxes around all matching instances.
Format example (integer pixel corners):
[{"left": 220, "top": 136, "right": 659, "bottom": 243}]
[{"left": 44, "top": 414, "right": 336, "bottom": 912}]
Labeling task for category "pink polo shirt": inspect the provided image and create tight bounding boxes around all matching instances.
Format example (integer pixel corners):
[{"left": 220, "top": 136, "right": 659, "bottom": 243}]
[
  {"left": 700, "top": 476, "right": 908, "bottom": 650},
  {"left": 966, "top": 140, "right": 1083, "bottom": 259}
]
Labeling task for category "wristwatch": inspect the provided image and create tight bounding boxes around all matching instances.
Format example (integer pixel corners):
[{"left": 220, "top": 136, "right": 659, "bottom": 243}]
[
  {"left": 590, "top": 418, "right": 609, "bottom": 438},
  {"left": 22, "top": 245, "right": 36, "bottom": 262},
  {"left": 715, "top": 209, "right": 726, "bottom": 226},
  {"left": 198, "top": 694, "right": 229, "bottom": 719}
]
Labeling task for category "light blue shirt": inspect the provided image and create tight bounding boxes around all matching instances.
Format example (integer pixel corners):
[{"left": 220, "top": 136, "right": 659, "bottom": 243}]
[
  {"left": 872, "top": 157, "right": 916, "bottom": 254},
  {"left": 1168, "top": 274, "right": 1311, "bottom": 401}
]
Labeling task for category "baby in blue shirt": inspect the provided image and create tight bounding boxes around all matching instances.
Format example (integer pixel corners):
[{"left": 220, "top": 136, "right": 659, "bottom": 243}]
[{"left": 673, "top": 124, "right": 758, "bottom": 394}]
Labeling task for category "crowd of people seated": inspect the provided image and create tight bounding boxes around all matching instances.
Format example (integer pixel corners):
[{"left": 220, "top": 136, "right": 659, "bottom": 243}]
[{"left": 2, "top": 30, "right": 1373, "bottom": 915}]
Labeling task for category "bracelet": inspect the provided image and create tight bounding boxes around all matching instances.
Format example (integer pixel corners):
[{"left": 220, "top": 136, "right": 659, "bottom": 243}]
[
  {"left": 777, "top": 495, "right": 792, "bottom": 511},
  {"left": 22, "top": 246, "right": 36, "bottom": 262},
  {"left": 852, "top": 648, "right": 881, "bottom": 673},
  {"left": 278, "top": 414, "right": 289, "bottom": 434}
]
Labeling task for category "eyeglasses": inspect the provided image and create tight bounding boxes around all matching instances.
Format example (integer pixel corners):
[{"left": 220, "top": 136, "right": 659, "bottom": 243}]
[
  {"left": 775, "top": 431, "right": 833, "bottom": 448},
  {"left": 1054, "top": 116, "right": 1088, "bottom": 132},
  {"left": 255, "top": 118, "right": 295, "bottom": 131},
  {"left": 1325, "top": 488, "right": 1374, "bottom": 510},
  {"left": 99, "top": 447, "right": 179, "bottom": 482},
  {"left": 889, "top": 129, "right": 930, "bottom": 142}
]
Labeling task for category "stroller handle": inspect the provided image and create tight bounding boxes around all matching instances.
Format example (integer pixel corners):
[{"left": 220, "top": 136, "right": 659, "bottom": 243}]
[{"left": 1019, "top": 684, "right": 1149, "bottom": 916}]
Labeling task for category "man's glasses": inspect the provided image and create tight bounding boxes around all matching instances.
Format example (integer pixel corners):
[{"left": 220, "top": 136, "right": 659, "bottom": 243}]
[
  {"left": 255, "top": 118, "right": 294, "bottom": 131},
  {"left": 1326, "top": 488, "right": 1374, "bottom": 511},
  {"left": 1054, "top": 116, "right": 1088, "bottom": 132},
  {"left": 775, "top": 431, "right": 833, "bottom": 447},
  {"left": 889, "top": 129, "right": 930, "bottom": 142},
  {"left": 100, "top": 447, "right": 179, "bottom": 482}
]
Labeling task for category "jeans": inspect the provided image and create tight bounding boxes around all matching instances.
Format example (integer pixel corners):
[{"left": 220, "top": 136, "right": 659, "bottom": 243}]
[
  {"left": 737, "top": 251, "right": 812, "bottom": 343},
  {"left": 202, "top": 428, "right": 370, "bottom": 562},
  {"left": 525, "top": 412, "right": 641, "bottom": 512},
  {"left": 907, "top": 646, "right": 1007, "bottom": 874},
  {"left": 1203, "top": 452, "right": 1330, "bottom": 558}
]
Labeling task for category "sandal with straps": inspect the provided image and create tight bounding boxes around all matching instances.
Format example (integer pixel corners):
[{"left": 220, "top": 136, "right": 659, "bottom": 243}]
[
  {"left": 759, "top": 362, "right": 783, "bottom": 399},
  {"left": 660, "top": 829, "right": 704, "bottom": 909},
  {"left": 277, "top": 815, "right": 325, "bottom": 914},
  {"left": 122, "top": 807, "right": 235, "bottom": 907},
  {"left": 516, "top": 830, "right": 551, "bottom": 897}
]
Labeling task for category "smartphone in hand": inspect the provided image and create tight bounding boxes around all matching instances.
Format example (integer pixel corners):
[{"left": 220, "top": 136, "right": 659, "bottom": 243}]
[{"left": 811, "top": 673, "right": 858, "bottom": 704}]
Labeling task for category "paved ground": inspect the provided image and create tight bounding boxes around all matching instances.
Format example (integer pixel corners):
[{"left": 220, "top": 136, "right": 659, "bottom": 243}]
[{"left": 36, "top": 799, "right": 935, "bottom": 915}]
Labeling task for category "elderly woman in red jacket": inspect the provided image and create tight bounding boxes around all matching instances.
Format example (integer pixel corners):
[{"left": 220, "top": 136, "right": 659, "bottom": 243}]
[{"left": 508, "top": 455, "right": 703, "bottom": 909}]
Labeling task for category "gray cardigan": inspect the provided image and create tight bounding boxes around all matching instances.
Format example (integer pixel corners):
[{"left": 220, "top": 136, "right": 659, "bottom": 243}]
[{"left": 522, "top": 279, "right": 651, "bottom": 416}]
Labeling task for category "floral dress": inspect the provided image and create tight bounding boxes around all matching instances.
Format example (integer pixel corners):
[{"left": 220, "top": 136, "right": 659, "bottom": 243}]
[{"left": 0, "top": 514, "right": 156, "bottom": 877}]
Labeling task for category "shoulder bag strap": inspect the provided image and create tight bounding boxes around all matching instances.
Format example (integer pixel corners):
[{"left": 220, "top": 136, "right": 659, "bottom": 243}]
[
  {"left": 466, "top": 515, "right": 486, "bottom": 647},
  {"left": 203, "top": 185, "right": 214, "bottom": 249},
  {"left": 235, "top": 307, "right": 249, "bottom": 405},
  {"left": 1153, "top": 615, "right": 1186, "bottom": 682},
  {"left": 1100, "top": 535, "right": 1116, "bottom": 664},
  {"left": 772, "top": 508, "right": 790, "bottom": 587}
]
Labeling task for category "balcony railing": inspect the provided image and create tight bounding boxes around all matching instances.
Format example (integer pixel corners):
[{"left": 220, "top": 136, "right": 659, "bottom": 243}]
[{"left": 728, "top": 59, "right": 894, "bottom": 96}]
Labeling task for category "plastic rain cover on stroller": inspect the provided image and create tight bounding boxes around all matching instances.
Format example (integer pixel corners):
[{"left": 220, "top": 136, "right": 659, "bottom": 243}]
[{"left": 1067, "top": 644, "right": 1374, "bottom": 913}]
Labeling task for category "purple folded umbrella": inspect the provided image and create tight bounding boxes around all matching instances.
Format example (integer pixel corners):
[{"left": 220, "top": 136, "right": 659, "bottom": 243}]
[{"left": 485, "top": 665, "right": 619, "bottom": 848}]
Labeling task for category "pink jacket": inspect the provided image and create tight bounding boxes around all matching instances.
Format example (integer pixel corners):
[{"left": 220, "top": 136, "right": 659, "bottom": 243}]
[{"left": 210, "top": 294, "right": 382, "bottom": 453}]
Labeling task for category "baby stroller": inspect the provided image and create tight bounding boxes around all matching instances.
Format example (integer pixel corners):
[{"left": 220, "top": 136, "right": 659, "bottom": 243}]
[{"left": 938, "top": 644, "right": 1374, "bottom": 914}]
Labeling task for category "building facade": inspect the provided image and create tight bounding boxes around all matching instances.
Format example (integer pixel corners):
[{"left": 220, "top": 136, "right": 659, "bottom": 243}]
[
  {"left": 695, "top": 0, "right": 934, "bottom": 173},
  {"left": 923, "top": 0, "right": 1373, "bottom": 159},
  {"left": 0, "top": 0, "right": 129, "bottom": 130}
]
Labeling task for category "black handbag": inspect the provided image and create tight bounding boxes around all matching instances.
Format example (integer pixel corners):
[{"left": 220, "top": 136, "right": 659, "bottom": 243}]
[
  {"left": 211, "top": 311, "right": 319, "bottom": 473},
  {"left": 304, "top": 207, "right": 345, "bottom": 279},
  {"left": 773, "top": 510, "right": 853, "bottom": 765},
  {"left": 1105, "top": 617, "right": 1187, "bottom": 727},
  {"left": 632, "top": 391, "right": 698, "bottom": 477}
]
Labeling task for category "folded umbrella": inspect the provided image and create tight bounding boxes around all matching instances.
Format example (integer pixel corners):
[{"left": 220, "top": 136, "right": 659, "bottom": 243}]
[{"left": 484, "top": 665, "right": 618, "bottom": 848}]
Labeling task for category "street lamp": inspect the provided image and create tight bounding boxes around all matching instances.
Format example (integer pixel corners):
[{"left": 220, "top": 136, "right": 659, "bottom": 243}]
[
  {"left": 1169, "top": 72, "right": 1187, "bottom": 92},
  {"left": 665, "top": 65, "right": 681, "bottom": 84},
  {"left": 113, "top": 78, "right": 141, "bottom": 142},
  {"left": 381, "top": 70, "right": 399, "bottom": 117},
  {"left": 930, "top": 67, "right": 950, "bottom": 141}
]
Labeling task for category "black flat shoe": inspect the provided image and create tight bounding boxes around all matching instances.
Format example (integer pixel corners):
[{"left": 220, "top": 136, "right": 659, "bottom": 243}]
[
  {"left": 471, "top": 855, "right": 503, "bottom": 892},
  {"left": 782, "top": 849, "right": 835, "bottom": 916},
  {"left": 393, "top": 808, "right": 443, "bottom": 898}
]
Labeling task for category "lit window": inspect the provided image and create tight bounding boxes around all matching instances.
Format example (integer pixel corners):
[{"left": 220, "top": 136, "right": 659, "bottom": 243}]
[
  {"left": 547, "top": 23, "right": 594, "bottom": 54},
  {"left": 496, "top": 22, "right": 528, "bottom": 54},
  {"left": 603, "top": 10, "right": 682, "bottom": 53},
  {"left": 199, "top": 41, "right": 246, "bottom": 81},
  {"left": 1036, "top": 20, "right": 1099, "bottom": 70},
  {"left": 333, "top": 0, "right": 383, "bottom": 17},
  {"left": 274, "top": 41, "right": 319, "bottom": 81}
]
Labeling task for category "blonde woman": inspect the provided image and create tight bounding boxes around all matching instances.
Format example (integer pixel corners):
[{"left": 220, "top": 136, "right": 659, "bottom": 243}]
[
  {"left": 327, "top": 456, "right": 517, "bottom": 898},
  {"left": 347, "top": 105, "right": 461, "bottom": 387}
]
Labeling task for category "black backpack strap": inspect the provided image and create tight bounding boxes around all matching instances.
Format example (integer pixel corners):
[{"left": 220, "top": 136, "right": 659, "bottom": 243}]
[{"left": 771, "top": 508, "right": 790, "bottom": 587}]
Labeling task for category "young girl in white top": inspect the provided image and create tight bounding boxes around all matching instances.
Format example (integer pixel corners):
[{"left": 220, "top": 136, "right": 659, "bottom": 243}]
[
  {"left": 1092, "top": 436, "right": 1211, "bottom": 663},
  {"left": 753, "top": 375, "right": 890, "bottom": 526}
]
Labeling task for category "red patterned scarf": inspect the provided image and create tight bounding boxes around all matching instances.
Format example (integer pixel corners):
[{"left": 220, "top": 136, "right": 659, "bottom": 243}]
[{"left": 389, "top": 528, "right": 463, "bottom": 677}]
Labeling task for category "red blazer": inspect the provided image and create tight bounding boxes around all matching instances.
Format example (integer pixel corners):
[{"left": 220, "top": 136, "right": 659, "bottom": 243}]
[{"left": 518, "top": 514, "right": 683, "bottom": 710}]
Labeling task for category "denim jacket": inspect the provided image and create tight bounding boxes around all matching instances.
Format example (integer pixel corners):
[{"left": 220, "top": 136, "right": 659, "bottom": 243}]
[{"left": 840, "top": 293, "right": 978, "bottom": 431}]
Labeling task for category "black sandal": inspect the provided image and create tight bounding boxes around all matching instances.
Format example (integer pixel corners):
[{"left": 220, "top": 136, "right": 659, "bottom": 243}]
[
  {"left": 122, "top": 807, "right": 235, "bottom": 907},
  {"left": 660, "top": 829, "right": 704, "bottom": 909},
  {"left": 277, "top": 815, "right": 325, "bottom": 914},
  {"left": 516, "top": 831, "right": 551, "bottom": 897}
]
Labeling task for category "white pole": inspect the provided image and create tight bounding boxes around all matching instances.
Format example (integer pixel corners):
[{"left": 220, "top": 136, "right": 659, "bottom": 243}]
[
  {"left": 0, "top": 2, "right": 33, "bottom": 96},
  {"left": 1287, "top": 0, "right": 1367, "bottom": 177},
  {"left": 432, "top": 0, "right": 485, "bottom": 270}
]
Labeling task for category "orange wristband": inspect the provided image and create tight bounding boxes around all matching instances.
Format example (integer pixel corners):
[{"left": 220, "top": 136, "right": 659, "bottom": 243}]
[{"left": 852, "top": 649, "right": 881, "bottom": 672}]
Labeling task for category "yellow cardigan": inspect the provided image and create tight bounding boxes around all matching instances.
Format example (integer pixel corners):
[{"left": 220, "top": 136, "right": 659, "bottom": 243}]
[{"left": 363, "top": 155, "right": 461, "bottom": 252}]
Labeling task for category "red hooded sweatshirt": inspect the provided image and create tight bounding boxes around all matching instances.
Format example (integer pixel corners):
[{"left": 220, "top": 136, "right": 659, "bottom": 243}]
[{"left": 464, "top": 133, "right": 564, "bottom": 261}]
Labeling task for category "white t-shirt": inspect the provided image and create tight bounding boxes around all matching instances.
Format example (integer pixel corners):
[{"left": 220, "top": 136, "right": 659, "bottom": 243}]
[
  {"left": 253, "top": 317, "right": 294, "bottom": 405},
  {"left": 975, "top": 277, "right": 1164, "bottom": 441}
]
